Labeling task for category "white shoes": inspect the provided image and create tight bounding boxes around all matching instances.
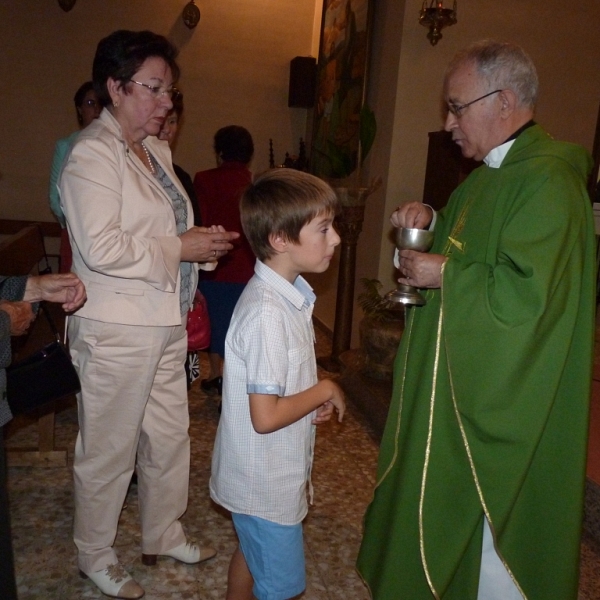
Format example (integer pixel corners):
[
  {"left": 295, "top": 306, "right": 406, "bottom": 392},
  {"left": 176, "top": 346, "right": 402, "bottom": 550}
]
[
  {"left": 142, "top": 541, "right": 217, "bottom": 566},
  {"left": 81, "top": 563, "right": 144, "bottom": 599}
]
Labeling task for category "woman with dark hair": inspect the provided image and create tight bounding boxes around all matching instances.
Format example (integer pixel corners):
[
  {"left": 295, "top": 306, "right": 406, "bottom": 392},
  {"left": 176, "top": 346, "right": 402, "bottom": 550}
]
[
  {"left": 48, "top": 80, "right": 101, "bottom": 273},
  {"left": 60, "top": 30, "right": 238, "bottom": 599},
  {"left": 193, "top": 126, "right": 255, "bottom": 397}
]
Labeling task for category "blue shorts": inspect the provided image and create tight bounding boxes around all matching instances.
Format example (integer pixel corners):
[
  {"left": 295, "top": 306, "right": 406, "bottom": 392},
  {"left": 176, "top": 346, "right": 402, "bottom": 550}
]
[{"left": 231, "top": 513, "right": 306, "bottom": 600}]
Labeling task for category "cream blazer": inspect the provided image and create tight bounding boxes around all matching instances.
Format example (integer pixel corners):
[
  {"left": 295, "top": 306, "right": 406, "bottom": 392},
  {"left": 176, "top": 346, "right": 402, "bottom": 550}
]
[{"left": 59, "top": 109, "right": 199, "bottom": 326}]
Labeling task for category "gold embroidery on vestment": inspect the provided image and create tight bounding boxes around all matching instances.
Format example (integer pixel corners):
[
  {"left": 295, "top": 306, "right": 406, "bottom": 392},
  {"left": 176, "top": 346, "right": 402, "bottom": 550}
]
[
  {"left": 443, "top": 195, "right": 476, "bottom": 256},
  {"left": 448, "top": 236, "right": 465, "bottom": 252},
  {"left": 375, "top": 306, "right": 415, "bottom": 489},
  {"left": 418, "top": 260, "right": 446, "bottom": 600}
]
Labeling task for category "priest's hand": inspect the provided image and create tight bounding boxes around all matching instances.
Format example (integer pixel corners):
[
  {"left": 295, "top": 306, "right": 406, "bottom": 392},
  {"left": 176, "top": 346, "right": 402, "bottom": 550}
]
[
  {"left": 397, "top": 250, "right": 446, "bottom": 289},
  {"left": 391, "top": 202, "right": 433, "bottom": 230}
]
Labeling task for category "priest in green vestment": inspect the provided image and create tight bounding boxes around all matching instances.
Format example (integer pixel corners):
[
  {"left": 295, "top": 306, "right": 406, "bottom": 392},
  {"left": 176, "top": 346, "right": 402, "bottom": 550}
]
[{"left": 356, "top": 40, "right": 596, "bottom": 600}]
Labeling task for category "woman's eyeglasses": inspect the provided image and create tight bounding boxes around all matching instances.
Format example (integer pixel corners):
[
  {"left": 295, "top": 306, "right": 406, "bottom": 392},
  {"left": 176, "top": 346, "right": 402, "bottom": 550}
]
[{"left": 130, "top": 80, "right": 180, "bottom": 100}]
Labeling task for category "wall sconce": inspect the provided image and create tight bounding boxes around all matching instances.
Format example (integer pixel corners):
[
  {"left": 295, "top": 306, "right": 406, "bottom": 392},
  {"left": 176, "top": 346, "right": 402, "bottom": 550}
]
[
  {"left": 419, "top": 1, "right": 457, "bottom": 46},
  {"left": 58, "top": 0, "right": 76, "bottom": 11},
  {"left": 182, "top": 0, "right": 201, "bottom": 29}
]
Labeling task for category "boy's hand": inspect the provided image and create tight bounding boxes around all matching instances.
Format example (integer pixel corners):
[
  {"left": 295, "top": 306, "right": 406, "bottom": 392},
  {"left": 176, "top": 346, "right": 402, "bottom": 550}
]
[
  {"left": 330, "top": 381, "right": 346, "bottom": 422},
  {"left": 313, "top": 401, "right": 334, "bottom": 424},
  {"left": 313, "top": 379, "right": 346, "bottom": 424}
]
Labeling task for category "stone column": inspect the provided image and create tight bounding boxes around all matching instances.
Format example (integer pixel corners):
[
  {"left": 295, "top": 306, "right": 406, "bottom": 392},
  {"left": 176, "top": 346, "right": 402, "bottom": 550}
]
[{"left": 318, "top": 186, "right": 370, "bottom": 372}]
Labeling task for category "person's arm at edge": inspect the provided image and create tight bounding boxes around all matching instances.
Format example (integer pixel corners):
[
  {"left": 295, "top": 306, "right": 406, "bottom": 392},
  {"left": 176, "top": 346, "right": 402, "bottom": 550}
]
[
  {"left": 0, "top": 307, "right": 12, "bottom": 340},
  {"left": 49, "top": 139, "right": 69, "bottom": 228},
  {"left": 23, "top": 273, "right": 86, "bottom": 312}
]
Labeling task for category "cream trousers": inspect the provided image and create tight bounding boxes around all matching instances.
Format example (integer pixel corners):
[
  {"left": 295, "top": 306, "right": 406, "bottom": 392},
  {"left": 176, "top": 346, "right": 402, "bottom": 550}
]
[{"left": 69, "top": 315, "right": 190, "bottom": 574}]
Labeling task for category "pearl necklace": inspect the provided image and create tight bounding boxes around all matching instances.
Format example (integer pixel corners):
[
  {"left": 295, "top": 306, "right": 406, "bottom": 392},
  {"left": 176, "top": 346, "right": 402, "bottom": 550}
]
[{"left": 140, "top": 142, "right": 156, "bottom": 176}]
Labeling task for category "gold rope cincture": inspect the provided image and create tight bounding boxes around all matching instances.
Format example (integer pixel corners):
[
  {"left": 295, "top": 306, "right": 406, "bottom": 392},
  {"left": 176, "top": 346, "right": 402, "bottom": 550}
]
[
  {"left": 443, "top": 292, "right": 527, "bottom": 599},
  {"left": 418, "top": 194, "right": 476, "bottom": 598},
  {"left": 374, "top": 306, "right": 417, "bottom": 488},
  {"left": 418, "top": 260, "right": 446, "bottom": 600}
]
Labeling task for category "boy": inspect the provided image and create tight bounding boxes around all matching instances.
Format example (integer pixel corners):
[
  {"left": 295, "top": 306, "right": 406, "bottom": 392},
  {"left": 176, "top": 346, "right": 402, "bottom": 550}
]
[{"left": 210, "top": 169, "right": 346, "bottom": 600}]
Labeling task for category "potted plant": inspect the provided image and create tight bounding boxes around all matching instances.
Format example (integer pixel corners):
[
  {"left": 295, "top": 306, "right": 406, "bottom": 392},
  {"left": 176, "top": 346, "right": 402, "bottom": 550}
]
[{"left": 357, "top": 278, "right": 404, "bottom": 380}]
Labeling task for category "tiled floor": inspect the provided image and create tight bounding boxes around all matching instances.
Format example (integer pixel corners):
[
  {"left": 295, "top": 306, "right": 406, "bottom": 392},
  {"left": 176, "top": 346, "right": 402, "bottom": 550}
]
[
  {"left": 5, "top": 328, "right": 378, "bottom": 600},
  {"left": 4, "top": 326, "right": 600, "bottom": 599}
]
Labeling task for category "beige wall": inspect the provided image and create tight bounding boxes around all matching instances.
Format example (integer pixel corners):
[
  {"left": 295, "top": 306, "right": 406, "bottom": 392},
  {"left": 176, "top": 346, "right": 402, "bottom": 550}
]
[
  {"left": 0, "top": 0, "right": 319, "bottom": 221},
  {"left": 1, "top": 0, "right": 600, "bottom": 349}
]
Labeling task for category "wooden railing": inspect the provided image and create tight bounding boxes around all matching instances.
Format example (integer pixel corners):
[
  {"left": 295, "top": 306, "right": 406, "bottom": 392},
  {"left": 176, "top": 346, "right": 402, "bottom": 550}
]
[{"left": 0, "top": 219, "right": 61, "bottom": 238}]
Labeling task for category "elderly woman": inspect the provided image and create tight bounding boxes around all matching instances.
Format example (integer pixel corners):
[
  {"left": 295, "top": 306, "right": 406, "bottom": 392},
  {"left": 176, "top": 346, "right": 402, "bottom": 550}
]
[
  {"left": 59, "top": 30, "right": 238, "bottom": 599},
  {"left": 0, "top": 273, "right": 85, "bottom": 599}
]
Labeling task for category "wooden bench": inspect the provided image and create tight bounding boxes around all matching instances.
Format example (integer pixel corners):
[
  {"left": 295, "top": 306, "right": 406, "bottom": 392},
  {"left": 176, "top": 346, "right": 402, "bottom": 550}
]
[{"left": 0, "top": 224, "right": 68, "bottom": 467}]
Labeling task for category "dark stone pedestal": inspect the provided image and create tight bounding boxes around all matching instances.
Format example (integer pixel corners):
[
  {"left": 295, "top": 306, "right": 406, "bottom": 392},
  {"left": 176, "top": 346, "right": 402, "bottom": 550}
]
[
  {"left": 338, "top": 349, "right": 391, "bottom": 443},
  {"left": 585, "top": 478, "right": 600, "bottom": 544}
]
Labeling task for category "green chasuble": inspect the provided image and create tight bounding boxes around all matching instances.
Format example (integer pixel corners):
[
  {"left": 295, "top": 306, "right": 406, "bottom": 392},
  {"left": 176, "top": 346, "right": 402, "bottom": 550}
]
[{"left": 356, "top": 125, "right": 595, "bottom": 600}]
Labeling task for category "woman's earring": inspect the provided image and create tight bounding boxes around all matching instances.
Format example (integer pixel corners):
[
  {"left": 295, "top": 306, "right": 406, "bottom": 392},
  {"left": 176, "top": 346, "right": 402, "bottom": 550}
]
[{"left": 113, "top": 101, "right": 119, "bottom": 108}]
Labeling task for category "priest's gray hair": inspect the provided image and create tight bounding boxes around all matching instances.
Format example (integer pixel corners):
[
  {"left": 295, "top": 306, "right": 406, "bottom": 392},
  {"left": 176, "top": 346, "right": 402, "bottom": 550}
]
[{"left": 446, "top": 39, "right": 539, "bottom": 109}]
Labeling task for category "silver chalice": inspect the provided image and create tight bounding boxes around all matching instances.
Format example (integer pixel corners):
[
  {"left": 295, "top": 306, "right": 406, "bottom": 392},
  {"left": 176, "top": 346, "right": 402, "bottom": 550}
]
[{"left": 385, "top": 226, "right": 435, "bottom": 306}]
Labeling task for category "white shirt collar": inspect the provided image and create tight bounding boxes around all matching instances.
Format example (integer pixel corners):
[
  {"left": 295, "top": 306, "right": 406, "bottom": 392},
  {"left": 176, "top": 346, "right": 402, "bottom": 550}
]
[
  {"left": 254, "top": 260, "right": 316, "bottom": 310},
  {"left": 483, "top": 138, "right": 516, "bottom": 169}
]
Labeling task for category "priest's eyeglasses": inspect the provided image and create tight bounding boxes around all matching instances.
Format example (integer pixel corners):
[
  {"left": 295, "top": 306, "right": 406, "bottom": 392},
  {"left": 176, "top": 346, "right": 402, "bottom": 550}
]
[
  {"left": 130, "top": 80, "right": 179, "bottom": 100},
  {"left": 447, "top": 89, "right": 503, "bottom": 118}
]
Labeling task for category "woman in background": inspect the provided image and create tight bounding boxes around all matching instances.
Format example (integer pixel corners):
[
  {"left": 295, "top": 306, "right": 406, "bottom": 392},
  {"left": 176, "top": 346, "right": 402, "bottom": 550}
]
[
  {"left": 158, "top": 91, "right": 201, "bottom": 226},
  {"left": 158, "top": 90, "right": 203, "bottom": 386},
  {"left": 193, "top": 126, "right": 255, "bottom": 396},
  {"left": 48, "top": 81, "right": 101, "bottom": 273}
]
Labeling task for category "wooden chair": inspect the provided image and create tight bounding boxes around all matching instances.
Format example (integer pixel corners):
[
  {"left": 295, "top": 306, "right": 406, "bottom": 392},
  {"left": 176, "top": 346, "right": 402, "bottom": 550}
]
[{"left": 0, "top": 224, "right": 68, "bottom": 467}]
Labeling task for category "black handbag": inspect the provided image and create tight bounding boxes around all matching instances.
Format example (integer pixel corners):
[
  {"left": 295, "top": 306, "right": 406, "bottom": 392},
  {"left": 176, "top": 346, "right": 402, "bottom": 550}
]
[{"left": 6, "top": 303, "right": 80, "bottom": 415}]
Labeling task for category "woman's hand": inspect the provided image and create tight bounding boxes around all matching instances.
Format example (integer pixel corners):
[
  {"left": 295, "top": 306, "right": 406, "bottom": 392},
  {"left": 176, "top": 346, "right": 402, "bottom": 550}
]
[
  {"left": 180, "top": 226, "right": 240, "bottom": 263},
  {"left": 0, "top": 301, "right": 36, "bottom": 336},
  {"left": 23, "top": 273, "right": 87, "bottom": 312},
  {"left": 390, "top": 202, "right": 433, "bottom": 229}
]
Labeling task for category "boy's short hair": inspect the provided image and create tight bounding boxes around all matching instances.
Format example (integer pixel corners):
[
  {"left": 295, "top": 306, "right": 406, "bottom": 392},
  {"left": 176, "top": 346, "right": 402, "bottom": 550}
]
[{"left": 241, "top": 169, "right": 339, "bottom": 262}]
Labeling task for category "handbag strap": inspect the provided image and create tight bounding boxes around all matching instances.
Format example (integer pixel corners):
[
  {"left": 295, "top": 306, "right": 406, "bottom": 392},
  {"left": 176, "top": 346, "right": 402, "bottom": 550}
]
[{"left": 39, "top": 302, "right": 61, "bottom": 344}]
